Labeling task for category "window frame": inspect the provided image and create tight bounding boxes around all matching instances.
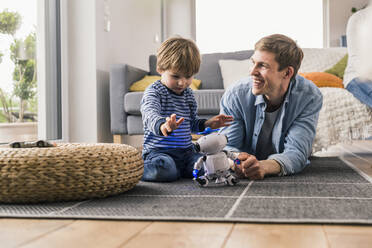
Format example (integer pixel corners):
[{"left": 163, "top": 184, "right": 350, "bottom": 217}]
[{"left": 37, "top": 0, "right": 63, "bottom": 141}]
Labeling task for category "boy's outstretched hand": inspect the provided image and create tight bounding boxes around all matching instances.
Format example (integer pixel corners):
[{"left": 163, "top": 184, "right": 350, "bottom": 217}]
[
  {"left": 204, "top": 114, "right": 234, "bottom": 129},
  {"left": 160, "top": 114, "right": 184, "bottom": 136}
]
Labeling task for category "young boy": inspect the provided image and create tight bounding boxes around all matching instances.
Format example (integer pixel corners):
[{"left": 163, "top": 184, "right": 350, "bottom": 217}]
[{"left": 140, "top": 37, "right": 233, "bottom": 182}]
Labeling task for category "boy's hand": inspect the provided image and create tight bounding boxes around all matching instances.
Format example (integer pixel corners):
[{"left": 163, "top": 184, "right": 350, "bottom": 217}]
[
  {"left": 160, "top": 114, "right": 184, "bottom": 136},
  {"left": 204, "top": 114, "right": 233, "bottom": 129}
]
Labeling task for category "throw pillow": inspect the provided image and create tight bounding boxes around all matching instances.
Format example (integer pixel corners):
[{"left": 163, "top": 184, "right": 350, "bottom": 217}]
[
  {"left": 299, "top": 72, "right": 344, "bottom": 88},
  {"left": 189, "top": 78, "right": 202, "bottom": 90},
  {"left": 129, "top": 75, "right": 201, "bottom": 91},
  {"left": 218, "top": 59, "right": 253, "bottom": 89},
  {"left": 324, "top": 54, "right": 348, "bottom": 79},
  {"left": 129, "top": 75, "right": 161, "bottom": 91}
]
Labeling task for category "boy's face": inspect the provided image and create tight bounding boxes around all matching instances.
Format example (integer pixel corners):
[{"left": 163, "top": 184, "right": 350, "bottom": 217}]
[{"left": 158, "top": 69, "right": 193, "bottom": 95}]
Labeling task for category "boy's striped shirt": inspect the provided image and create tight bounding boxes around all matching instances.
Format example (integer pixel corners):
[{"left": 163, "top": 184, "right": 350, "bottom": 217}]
[{"left": 141, "top": 81, "right": 205, "bottom": 152}]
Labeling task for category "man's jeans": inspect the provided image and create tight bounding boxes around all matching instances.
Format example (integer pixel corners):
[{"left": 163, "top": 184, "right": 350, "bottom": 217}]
[
  {"left": 142, "top": 146, "right": 202, "bottom": 182},
  {"left": 346, "top": 77, "right": 372, "bottom": 108}
]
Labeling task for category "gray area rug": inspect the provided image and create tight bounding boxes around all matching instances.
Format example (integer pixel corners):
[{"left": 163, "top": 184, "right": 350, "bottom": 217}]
[{"left": 1, "top": 156, "right": 372, "bottom": 224}]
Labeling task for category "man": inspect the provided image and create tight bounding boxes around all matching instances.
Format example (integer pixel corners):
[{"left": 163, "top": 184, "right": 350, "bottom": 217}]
[{"left": 220, "top": 34, "right": 323, "bottom": 180}]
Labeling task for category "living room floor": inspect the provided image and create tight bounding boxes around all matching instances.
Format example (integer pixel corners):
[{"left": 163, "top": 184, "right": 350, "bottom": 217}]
[{"left": 1, "top": 140, "right": 372, "bottom": 248}]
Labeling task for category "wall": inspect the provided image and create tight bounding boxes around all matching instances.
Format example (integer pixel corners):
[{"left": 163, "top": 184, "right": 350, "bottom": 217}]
[
  {"left": 95, "top": 0, "right": 111, "bottom": 143},
  {"left": 66, "top": 0, "right": 98, "bottom": 143},
  {"left": 95, "top": 0, "right": 162, "bottom": 143},
  {"left": 105, "top": 0, "right": 162, "bottom": 71},
  {"left": 328, "top": 0, "right": 370, "bottom": 47},
  {"left": 64, "top": 0, "right": 162, "bottom": 143},
  {"left": 162, "top": 0, "right": 195, "bottom": 40}
]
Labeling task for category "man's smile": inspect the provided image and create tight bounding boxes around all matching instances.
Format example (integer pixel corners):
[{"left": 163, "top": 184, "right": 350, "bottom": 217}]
[{"left": 252, "top": 77, "right": 264, "bottom": 88}]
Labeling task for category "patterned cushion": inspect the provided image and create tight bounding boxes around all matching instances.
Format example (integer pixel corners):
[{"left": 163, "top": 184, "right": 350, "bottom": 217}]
[
  {"left": 299, "top": 48, "right": 347, "bottom": 73},
  {"left": 324, "top": 54, "right": 348, "bottom": 79}
]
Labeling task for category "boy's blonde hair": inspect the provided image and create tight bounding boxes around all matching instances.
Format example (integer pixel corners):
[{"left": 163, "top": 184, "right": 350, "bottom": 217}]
[
  {"left": 255, "top": 34, "right": 304, "bottom": 78},
  {"left": 157, "top": 37, "right": 201, "bottom": 77}
]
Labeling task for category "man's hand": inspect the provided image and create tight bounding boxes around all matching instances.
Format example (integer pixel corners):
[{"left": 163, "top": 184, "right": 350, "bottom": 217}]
[
  {"left": 160, "top": 114, "right": 184, "bottom": 136},
  {"left": 204, "top": 114, "right": 234, "bottom": 129},
  {"left": 235, "top": 153, "right": 265, "bottom": 180},
  {"left": 234, "top": 153, "right": 282, "bottom": 180}
]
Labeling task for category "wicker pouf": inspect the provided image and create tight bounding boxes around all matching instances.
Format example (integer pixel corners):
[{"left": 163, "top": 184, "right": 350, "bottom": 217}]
[{"left": 0, "top": 143, "right": 143, "bottom": 203}]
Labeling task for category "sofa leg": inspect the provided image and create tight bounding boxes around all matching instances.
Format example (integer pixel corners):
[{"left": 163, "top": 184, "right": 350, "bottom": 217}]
[{"left": 113, "top": 135, "right": 123, "bottom": 144}]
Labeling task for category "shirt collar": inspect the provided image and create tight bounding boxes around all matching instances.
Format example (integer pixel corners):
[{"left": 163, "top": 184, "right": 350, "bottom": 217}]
[
  {"left": 254, "top": 95, "right": 265, "bottom": 106},
  {"left": 254, "top": 77, "right": 296, "bottom": 107}
]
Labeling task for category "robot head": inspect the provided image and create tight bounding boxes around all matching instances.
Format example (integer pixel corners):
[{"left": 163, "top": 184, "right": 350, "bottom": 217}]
[{"left": 194, "top": 132, "right": 228, "bottom": 155}]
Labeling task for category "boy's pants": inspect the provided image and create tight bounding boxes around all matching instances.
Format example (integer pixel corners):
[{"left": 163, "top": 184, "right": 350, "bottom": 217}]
[{"left": 142, "top": 146, "right": 202, "bottom": 182}]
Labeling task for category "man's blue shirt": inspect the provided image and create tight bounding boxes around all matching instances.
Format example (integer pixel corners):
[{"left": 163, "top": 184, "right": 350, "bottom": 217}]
[{"left": 220, "top": 75, "right": 323, "bottom": 175}]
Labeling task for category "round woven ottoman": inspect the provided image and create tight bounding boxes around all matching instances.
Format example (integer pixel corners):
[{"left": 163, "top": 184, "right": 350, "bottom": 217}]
[{"left": 0, "top": 143, "right": 143, "bottom": 203}]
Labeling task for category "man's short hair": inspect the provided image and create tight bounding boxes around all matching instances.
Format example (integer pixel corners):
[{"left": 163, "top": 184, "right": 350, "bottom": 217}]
[
  {"left": 157, "top": 36, "right": 201, "bottom": 77},
  {"left": 255, "top": 34, "right": 304, "bottom": 77}
]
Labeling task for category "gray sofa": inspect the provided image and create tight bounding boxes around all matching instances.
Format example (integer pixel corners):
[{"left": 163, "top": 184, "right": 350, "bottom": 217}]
[
  {"left": 110, "top": 50, "right": 254, "bottom": 139},
  {"left": 110, "top": 47, "right": 370, "bottom": 155}
]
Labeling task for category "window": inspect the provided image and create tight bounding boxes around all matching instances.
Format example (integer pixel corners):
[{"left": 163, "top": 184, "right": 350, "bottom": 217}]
[
  {"left": 0, "top": 0, "right": 61, "bottom": 143},
  {"left": 196, "top": 0, "right": 324, "bottom": 53}
]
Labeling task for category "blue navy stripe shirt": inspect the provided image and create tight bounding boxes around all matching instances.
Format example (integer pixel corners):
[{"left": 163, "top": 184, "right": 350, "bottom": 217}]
[{"left": 141, "top": 80, "right": 205, "bottom": 152}]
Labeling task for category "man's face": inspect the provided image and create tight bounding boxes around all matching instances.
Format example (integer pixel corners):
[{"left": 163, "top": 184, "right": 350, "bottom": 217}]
[
  {"left": 159, "top": 69, "right": 193, "bottom": 95},
  {"left": 250, "top": 50, "right": 290, "bottom": 102}
]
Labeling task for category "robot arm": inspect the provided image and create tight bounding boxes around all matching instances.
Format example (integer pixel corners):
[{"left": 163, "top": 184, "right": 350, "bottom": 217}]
[
  {"left": 193, "top": 156, "right": 205, "bottom": 178},
  {"left": 224, "top": 150, "right": 241, "bottom": 168},
  {"left": 224, "top": 150, "right": 239, "bottom": 160}
]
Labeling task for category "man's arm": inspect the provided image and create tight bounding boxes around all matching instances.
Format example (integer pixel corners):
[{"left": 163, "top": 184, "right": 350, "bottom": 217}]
[
  {"left": 268, "top": 89, "right": 323, "bottom": 176},
  {"left": 234, "top": 153, "right": 281, "bottom": 180},
  {"left": 219, "top": 90, "right": 246, "bottom": 152}
]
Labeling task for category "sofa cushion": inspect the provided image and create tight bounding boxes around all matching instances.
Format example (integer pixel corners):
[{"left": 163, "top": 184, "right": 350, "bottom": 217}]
[
  {"left": 124, "top": 92, "right": 143, "bottom": 115},
  {"left": 127, "top": 115, "right": 145, "bottom": 134},
  {"left": 193, "top": 89, "right": 225, "bottom": 115},
  {"left": 218, "top": 59, "right": 253, "bottom": 89},
  {"left": 129, "top": 75, "right": 162, "bottom": 91},
  {"left": 149, "top": 55, "right": 160, "bottom": 76},
  {"left": 324, "top": 54, "right": 348, "bottom": 79},
  {"left": 196, "top": 50, "right": 254, "bottom": 90},
  {"left": 299, "top": 72, "right": 344, "bottom": 88},
  {"left": 127, "top": 114, "right": 216, "bottom": 135},
  {"left": 149, "top": 50, "right": 254, "bottom": 90},
  {"left": 129, "top": 76, "right": 201, "bottom": 91},
  {"left": 299, "top": 48, "right": 347, "bottom": 73},
  {"left": 124, "top": 89, "right": 225, "bottom": 116}
]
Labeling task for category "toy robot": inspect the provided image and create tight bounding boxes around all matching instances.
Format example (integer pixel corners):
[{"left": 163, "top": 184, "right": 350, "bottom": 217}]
[{"left": 192, "top": 128, "right": 240, "bottom": 187}]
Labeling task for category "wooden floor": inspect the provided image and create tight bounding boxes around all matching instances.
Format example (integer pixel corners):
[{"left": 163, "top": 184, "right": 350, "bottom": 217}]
[{"left": 1, "top": 140, "right": 372, "bottom": 248}]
